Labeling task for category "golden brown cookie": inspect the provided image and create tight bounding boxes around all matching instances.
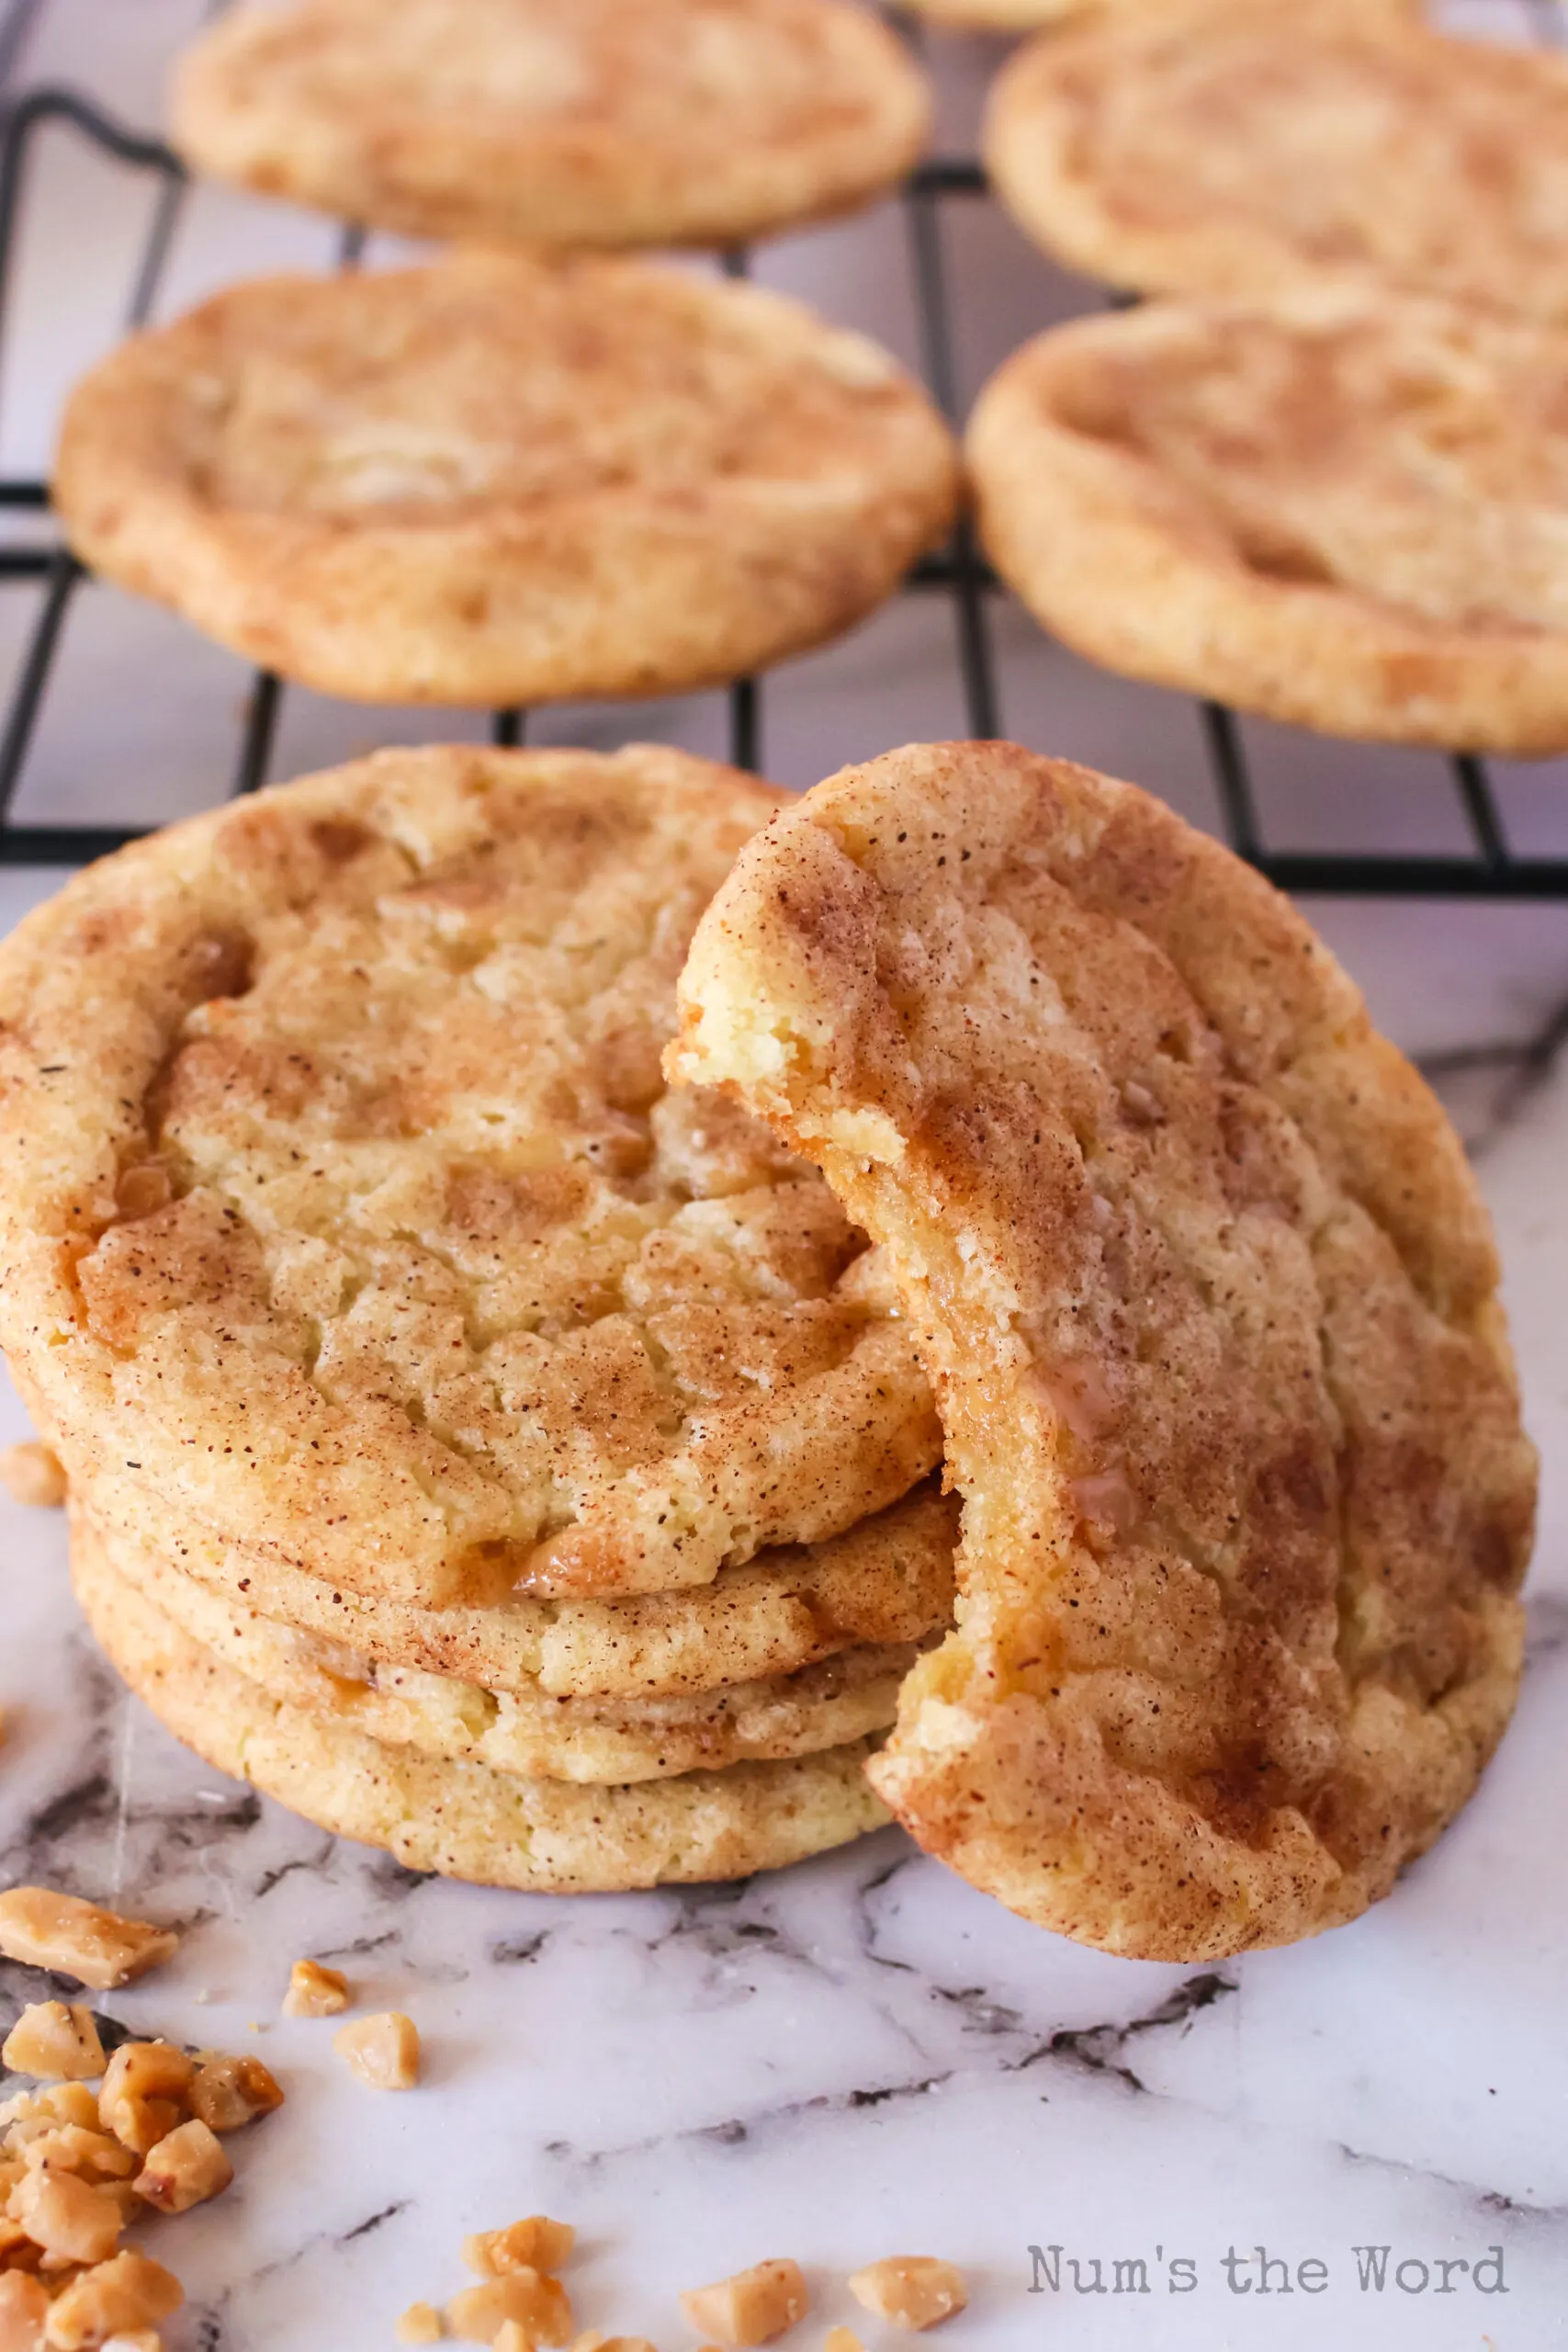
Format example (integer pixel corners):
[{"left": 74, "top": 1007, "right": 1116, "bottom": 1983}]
[
  {"left": 0, "top": 746, "right": 939, "bottom": 1616},
  {"left": 72, "top": 1519, "right": 891, "bottom": 1894},
  {"left": 172, "top": 0, "right": 930, "bottom": 252},
  {"left": 986, "top": 9, "right": 1568, "bottom": 322},
  {"left": 77, "top": 1493, "right": 927, "bottom": 1785},
  {"left": 84, "top": 1464, "right": 958, "bottom": 1703},
  {"left": 899, "top": 0, "right": 1073, "bottom": 24},
  {"left": 903, "top": 0, "right": 1411, "bottom": 27},
  {"left": 52, "top": 252, "right": 957, "bottom": 707},
  {"left": 669, "top": 741, "right": 1536, "bottom": 1960},
  {"left": 968, "top": 291, "right": 1568, "bottom": 752}
]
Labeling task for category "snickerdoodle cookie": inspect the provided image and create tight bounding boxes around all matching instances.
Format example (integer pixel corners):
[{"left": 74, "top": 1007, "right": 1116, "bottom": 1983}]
[
  {"left": 670, "top": 741, "right": 1536, "bottom": 1960},
  {"left": 986, "top": 9, "right": 1568, "bottom": 322},
  {"left": 0, "top": 746, "right": 939, "bottom": 1616},
  {"left": 904, "top": 0, "right": 1411, "bottom": 28},
  {"left": 172, "top": 0, "right": 929, "bottom": 252},
  {"left": 53, "top": 252, "right": 957, "bottom": 706},
  {"left": 968, "top": 291, "right": 1568, "bottom": 752}
]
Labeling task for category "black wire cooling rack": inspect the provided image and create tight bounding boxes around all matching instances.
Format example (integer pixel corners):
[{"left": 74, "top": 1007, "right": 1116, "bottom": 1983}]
[{"left": 0, "top": 39, "right": 1566, "bottom": 897}]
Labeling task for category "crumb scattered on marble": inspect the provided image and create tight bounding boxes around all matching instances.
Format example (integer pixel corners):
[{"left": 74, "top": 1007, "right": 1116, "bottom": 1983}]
[
  {"left": 463, "top": 2219, "right": 575, "bottom": 2278},
  {"left": 334, "top": 2012, "right": 421, "bottom": 2091},
  {"left": 0, "top": 2019, "right": 282, "bottom": 2340},
  {"left": 40, "top": 2249, "right": 183, "bottom": 2348},
  {"left": 846, "top": 2258, "right": 966, "bottom": 2331},
  {"left": 0, "top": 1441, "right": 67, "bottom": 1509},
  {"left": 99, "top": 2041, "right": 196, "bottom": 2157},
  {"left": 283, "top": 1958, "right": 350, "bottom": 2018},
  {"left": 446, "top": 2270, "right": 573, "bottom": 2346},
  {"left": 679, "top": 2259, "right": 808, "bottom": 2347},
  {"left": 132, "top": 2118, "right": 233, "bottom": 2214},
  {"left": 0, "top": 1887, "right": 178, "bottom": 1991},
  {"left": 396, "top": 2302, "right": 444, "bottom": 2346},
  {"left": 1, "top": 1999, "right": 107, "bottom": 2081},
  {"left": 188, "top": 2052, "right": 284, "bottom": 2133}
]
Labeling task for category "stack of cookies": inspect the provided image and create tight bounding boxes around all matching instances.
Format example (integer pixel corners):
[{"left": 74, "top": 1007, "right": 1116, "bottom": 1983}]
[
  {"left": 0, "top": 737, "right": 1539, "bottom": 1955},
  {"left": 0, "top": 0, "right": 1545, "bottom": 1956},
  {"left": 0, "top": 744, "right": 959, "bottom": 1894}
]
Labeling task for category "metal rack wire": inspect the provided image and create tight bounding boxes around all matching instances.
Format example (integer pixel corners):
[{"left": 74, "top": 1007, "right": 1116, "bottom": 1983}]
[{"left": 0, "top": 73, "right": 1565, "bottom": 898}]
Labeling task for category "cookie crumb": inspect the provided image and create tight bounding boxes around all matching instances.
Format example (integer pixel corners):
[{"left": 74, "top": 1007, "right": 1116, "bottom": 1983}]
[
  {"left": 99, "top": 2043, "right": 196, "bottom": 2157},
  {"left": 446, "top": 2272, "right": 573, "bottom": 2346},
  {"left": 847, "top": 2258, "right": 966, "bottom": 2331},
  {"left": 679, "top": 2260, "right": 808, "bottom": 2346},
  {"left": 0, "top": 1441, "right": 67, "bottom": 1508},
  {"left": 283, "top": 1958, "right": 349, "bottom": 2018},
  {"left": 2, "top": 2000, "right": 107, "bottom": 2081},
  {"left": 0, "top": 2275, "right": 49, "bottom": 2341},
  {"left": 40, "top": 2250, "right": 183, "bottom": 2348},
  {"left": 334, "top": 2012, "right": 421, "bottom": 2091},
  {"left": 463, "top": 2219, "right": 575, "bottom": 2278},
  {"left": 824, "top": 2333, "right": 863, "bottom": 2352},
  {"left": 11, "top": 2163, "right": 125, "bottom": 2266},
  {"left": 132, "top": 2118, "right": 234, "bottom": 2213},
  {"left": 188, "top": 2052, "right": 284, "bottom": 2132},
  {"left": 0, "top": 1887, "right": 177, "bottom": 1990},
  {"left": 397, "top": 2304, "right": 444, "bottom": 2346}
]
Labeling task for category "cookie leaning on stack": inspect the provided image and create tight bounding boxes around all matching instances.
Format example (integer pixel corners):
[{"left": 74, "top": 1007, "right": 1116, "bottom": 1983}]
[
  {"left": 670, "top": 740, "right": 1538, "bottom": 1957},
  {"left": 0, "top": 744, "right": 953, "bottom": 1892}
]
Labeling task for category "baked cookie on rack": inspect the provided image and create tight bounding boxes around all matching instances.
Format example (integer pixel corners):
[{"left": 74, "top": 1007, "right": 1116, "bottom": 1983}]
[
  {"left": 73, "top": 1519, "right": 892, "bottom": 1893},
  {"left": 52, "top": 252, "right": 957, "bottom": 707},
  {"left": 172, "top": 0, "right": 930, "bottom": 252},
  {"left": 0, "top": 746, "right": 940, "bottom": 1615},
  {"left": 901, "top": 0, "right": 1412, "bottom": 28},
  {"left": 670, "top": 741, "right": 1536, "bottom": 1960},
  {"left": 968, "top": 291, "right": 1568, "bottom": 752},
  {"left": 986, "top": 6, "right": 1568, "bottom": 322}
]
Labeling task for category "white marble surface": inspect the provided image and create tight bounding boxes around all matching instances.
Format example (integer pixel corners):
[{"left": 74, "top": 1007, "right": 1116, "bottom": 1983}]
[{"left": 3, "top": 4, "right": 1568, "bottom": 2346}]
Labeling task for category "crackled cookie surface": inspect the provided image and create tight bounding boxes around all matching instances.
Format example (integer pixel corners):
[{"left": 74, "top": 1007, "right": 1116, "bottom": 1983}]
[
  {"left": 172, "top": 0, "right": 930, "bottom": 251},
  {"left": 969, "top": 292, "right": 1568, "bottom": 752},
  {"left": 53, "top": 253, "right": 957, "bottom": 706},
  {"left": 0, "top": 746, "right": 938, "bottom": 1613},
  {"left": 987, "top": 10, "right": 1568, "bottom": 322},
  {"left": 670, "top": 741, "right": 1536, "bottom": 1958}
]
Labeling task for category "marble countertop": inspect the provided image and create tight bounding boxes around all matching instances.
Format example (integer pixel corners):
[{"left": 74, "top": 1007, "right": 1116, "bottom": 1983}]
[{"left": 3, "top": 4, "right": 1568, "bottom": 2346}]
